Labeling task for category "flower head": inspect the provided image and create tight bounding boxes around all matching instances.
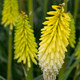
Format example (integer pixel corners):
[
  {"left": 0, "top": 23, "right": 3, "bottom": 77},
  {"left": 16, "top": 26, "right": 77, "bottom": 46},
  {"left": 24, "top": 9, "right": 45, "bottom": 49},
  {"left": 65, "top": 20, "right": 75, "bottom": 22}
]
[
  {"left": 39, "top": 5, "right": 71, "bottom": 80},
  {"left": 69, "top": 13, "right": 76, "bottom": 48},
  {"left": 14, "top": 11, "right": 38, "bottom": 68},
  {"left": 2, "top": 0, "right": 19, "bottom": 30}
]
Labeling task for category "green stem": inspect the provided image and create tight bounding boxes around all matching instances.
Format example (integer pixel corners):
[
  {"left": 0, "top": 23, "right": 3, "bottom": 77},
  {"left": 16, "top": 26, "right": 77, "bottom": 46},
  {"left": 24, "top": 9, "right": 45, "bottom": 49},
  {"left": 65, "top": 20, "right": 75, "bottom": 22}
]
[
  {"left": 19, "top": 0, "right": 26, "bottom": 12},
  {"left": 73, "top": 0, "right": 79, "bottom": 21},
  {"left": 28, "top": 0, "right": 33, "bottom": 27},
  {"left": 64, "top": 0, "right": 67, "bottom": 12},
  {"left": 43, "top": 0, "right": 48, "bottom": 20},
  {"left": 73, "top": 0, "right": 79, "bottom": 79},
  {"left": 25, "top": 0, "right": 33, "bottom": 80},
  {"left": 25, "top": 62, "right": 33, "bottom": 80},
  {"left": 7, "top": 29, "right": 12, "bottom": 80}
]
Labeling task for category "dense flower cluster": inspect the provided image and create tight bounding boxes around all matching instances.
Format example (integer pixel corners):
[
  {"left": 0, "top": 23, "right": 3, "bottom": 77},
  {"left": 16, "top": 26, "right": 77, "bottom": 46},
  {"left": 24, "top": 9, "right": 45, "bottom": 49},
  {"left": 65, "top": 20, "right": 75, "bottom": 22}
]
[
  {"left": 39, "top": 5, "right": 71, "bottom": 80},
  {"left": 2, "top": 0, "right": 19, "bottom": 30},
  {"left": 14, "top": 12, "right": 38, "bottom": 68},
  {"left": 69, "top": 13, "right": 76, "bottom": 48}
]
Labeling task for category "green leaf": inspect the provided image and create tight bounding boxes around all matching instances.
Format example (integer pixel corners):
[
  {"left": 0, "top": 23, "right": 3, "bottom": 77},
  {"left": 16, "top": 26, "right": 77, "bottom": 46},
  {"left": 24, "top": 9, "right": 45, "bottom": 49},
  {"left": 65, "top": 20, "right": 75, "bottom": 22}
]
[
  {"left": 58, "top": 59, "right": 80, "bottom": 80},
  {"left": 0, "top": 75, "right": 6, "bottom": 80}
]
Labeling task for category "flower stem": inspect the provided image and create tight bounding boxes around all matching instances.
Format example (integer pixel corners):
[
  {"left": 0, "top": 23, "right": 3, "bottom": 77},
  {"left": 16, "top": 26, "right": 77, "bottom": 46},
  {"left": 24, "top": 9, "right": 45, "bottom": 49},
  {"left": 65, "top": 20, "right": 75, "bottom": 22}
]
[
  {"left": 25, "top": 63, "right": 33, "bottom": 80},
  {"left": 73, "top": 0, "right": 79, "bottom": 79},
  {"left": 43, "top": 0, "right": 48, "bottom": 20},
  {"left": 7, "top": 29, "right": 12, "bottom": 80},
  {"left": 28, "top": 0, "right": 33, "bottom": 27},
  {"left": 64, "top": 0, "right": 67, "bottom": 12},
  {"left": 73, "top": 0, "right": 79, "bottom": 21},
  {"left": 19, "top": 0, "right": 26, "bottom": 12},
  {"left": 25, "top": 0, "right": 33, "bottom": 80}
]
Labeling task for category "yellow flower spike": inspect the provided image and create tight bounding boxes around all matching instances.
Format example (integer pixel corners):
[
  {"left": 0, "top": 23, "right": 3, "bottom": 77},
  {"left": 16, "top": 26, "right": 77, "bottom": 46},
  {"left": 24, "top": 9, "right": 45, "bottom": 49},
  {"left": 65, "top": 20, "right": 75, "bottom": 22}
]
[
  {"left": 69, "top": 13, "right": 76, "bottom": 48},
  {"left": 75, "top": 38, "right": 80, "bottom": 59},
  {"left": 14, "top": 11, "right": 38, "bottom": 68},
  {"left": 2, "top": 0, "right": 19, "bottom": 30},
  {"left": 39, "top": 5, "right": 71, "bottom": 80}
]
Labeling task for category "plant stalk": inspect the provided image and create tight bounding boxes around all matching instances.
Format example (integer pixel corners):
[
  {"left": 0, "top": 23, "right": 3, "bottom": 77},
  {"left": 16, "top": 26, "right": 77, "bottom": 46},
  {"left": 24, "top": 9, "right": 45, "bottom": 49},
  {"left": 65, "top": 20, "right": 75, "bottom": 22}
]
[
  {"left": 19, "top": 0, "right": 26, "bottom": 12},
  {"left": 7, "top": 29, "right": 12, "bottom": 80},
  {"left": 43, "top": 0, "right": 48, "bottom": 20},
  {"left": 25, "top": 62, "right": 33, "bottom": 80},
  {"left": 64, "top": 0, "right": 67, "bottom": 12},
  {"left": 25, "top": 0, "right": 33, "bottom": 80},
  {"left": 28, "top": 0, "right": 33, "bottom": 26},
  {"left": 73, "top": 0, "right": 79, "bottom": 21},
  {"left": 73, "top": 0, "right": 79, "bottom": 79}
]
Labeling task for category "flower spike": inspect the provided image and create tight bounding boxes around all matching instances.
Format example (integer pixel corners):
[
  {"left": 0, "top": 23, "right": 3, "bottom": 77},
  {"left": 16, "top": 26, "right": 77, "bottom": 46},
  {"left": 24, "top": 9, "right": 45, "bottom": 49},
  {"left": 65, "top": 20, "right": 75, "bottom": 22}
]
[
  {"left": 14, "top": 11, "right": 38, "bottom": 68},
  {"left": 39, "top": 5, "right": 71, "bottom": 80},
  {"left": 2, "top": 0, "right": 19, "bottom": 30},
  {"left": 69, "top": 13, "right": 76, "bottom": 48}
]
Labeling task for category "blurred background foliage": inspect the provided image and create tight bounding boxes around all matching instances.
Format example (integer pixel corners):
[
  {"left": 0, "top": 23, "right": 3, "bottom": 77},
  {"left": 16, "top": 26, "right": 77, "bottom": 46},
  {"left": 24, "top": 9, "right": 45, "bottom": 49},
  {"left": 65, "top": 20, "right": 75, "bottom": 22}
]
[{"left": 0, "top": 0, "right": 80, "bottom": 80}]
